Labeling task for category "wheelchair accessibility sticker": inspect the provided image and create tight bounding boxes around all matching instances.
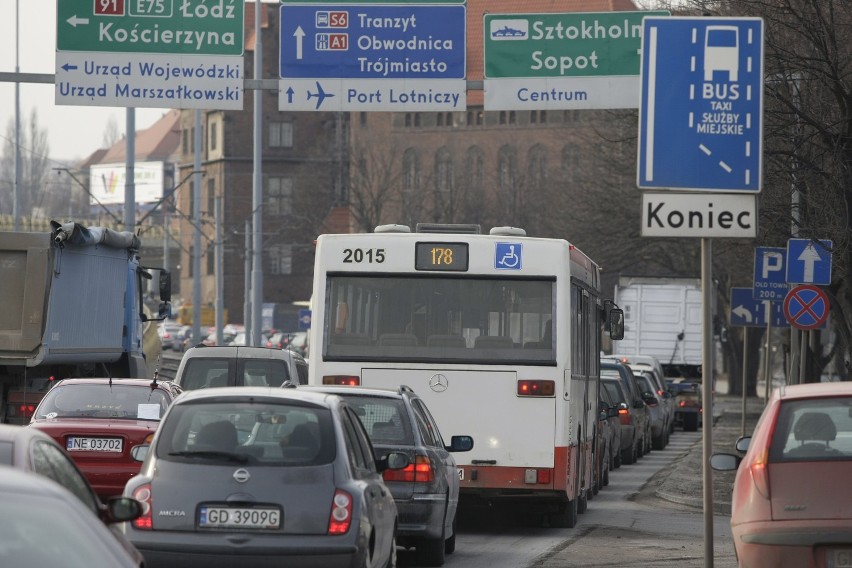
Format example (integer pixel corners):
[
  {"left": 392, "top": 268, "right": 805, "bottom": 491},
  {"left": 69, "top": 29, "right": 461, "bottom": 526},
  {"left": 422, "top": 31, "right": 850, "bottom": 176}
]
[{"left": 495, "top": 242, "right": 522, "bottom": 270}]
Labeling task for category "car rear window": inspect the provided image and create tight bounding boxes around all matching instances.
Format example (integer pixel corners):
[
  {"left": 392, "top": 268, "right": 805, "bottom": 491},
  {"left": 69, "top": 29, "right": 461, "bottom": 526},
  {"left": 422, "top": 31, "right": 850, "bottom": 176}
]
[
  {"left": 180, "top": 357, "right": 292, "bottom": 389},
  {"left": 602, "top": 380, "right": 627, "bottom": 404},
  {"left": 770, "top": 397, "right": 852, "bottom": 462},
  {"left": 336, "top": 397, "right": 414, "bottom": 445},
  {"left": 35, "top": 384, "right": 169, "bottom": 420},
  {"left": 156, "top": 401, "right": 335, "bottom": 466}
]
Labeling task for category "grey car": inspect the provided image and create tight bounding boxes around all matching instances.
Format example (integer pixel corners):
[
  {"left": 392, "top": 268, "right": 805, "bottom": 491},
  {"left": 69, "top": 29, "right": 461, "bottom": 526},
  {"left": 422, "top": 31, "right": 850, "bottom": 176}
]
[
  {"left": 601, "top": 361, "right": 651, "bottom": 458},
  {"left": 123, "top": 386, "right": 408, "bottom": 567},
  {"left": 175, "top": 345, "right": 309, "bottom": 388},
  {"left": 303, "top": 385, "right": 474, "bottom": 567}
]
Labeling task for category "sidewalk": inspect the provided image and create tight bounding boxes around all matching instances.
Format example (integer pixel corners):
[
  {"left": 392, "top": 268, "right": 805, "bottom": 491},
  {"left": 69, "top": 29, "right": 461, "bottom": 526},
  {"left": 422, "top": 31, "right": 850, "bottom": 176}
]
[{"left": 653, "top": 392, "right": 765, "bottom": 514}]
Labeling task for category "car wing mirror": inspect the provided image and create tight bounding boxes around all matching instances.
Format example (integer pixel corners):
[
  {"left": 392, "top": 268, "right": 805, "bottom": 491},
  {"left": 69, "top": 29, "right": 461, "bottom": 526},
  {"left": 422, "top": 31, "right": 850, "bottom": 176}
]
[
  {"left": 735, "top": 436, "right": 751, "bottom": 453},
  {"left": 709, "top": 453, "right": 741, "bottom": 472},
  {"left": 448, "top": 435, "right": 474, "bottom": 452},
  {"left": 103, "top": 496, "right": 144, "bottom": 524},
  {"left": 130, "top": 444, "right": 149, "bottom": 462}
]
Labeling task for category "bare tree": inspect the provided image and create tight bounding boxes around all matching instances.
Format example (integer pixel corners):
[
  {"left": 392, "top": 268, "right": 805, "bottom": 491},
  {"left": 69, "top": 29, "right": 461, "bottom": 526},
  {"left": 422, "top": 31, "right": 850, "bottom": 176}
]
[
  {"left": 102, "top": 115, "right": 120, "bottom": 149},
  {"left": 0, "top": 109, "right": 51, "bottom": 220}
]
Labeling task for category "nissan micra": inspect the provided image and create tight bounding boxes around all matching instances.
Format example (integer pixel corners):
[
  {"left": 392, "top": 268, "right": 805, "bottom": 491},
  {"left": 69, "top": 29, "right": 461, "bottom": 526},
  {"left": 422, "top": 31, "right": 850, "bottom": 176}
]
[{"left": 122, "top": 386, "right": 408, "bottom": 567}]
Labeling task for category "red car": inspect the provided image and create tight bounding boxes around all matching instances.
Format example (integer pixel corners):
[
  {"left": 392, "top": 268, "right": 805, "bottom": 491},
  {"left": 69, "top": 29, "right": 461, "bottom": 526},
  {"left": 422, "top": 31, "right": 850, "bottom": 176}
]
[
  {"left": 29, "top": 378, "right": 182, "bottom": 500},
  {"left": 711, "top": 381, "right": 852, "bottom": 568}
]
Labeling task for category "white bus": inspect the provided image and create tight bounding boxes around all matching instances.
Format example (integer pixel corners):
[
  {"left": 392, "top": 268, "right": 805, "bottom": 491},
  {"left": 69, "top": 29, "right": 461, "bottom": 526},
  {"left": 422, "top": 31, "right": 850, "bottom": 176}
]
[{"left": 308, "top": 223, "right": 623, "bottom": 527}]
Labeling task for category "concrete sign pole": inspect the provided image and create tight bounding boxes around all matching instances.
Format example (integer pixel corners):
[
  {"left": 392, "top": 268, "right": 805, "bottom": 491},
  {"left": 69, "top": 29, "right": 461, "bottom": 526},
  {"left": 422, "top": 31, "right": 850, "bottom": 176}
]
[
  {"left": 701, "top": 238, "right": 714, "bottom": 568},
  {"left": 251, "top": 3, "right": 264, "bottom": 346},
  {"left": 192, "top": 111, "right": 202, "bottom": 344},
  {"left": 124, "top": 110, "right": 135, "bottom": 231}
]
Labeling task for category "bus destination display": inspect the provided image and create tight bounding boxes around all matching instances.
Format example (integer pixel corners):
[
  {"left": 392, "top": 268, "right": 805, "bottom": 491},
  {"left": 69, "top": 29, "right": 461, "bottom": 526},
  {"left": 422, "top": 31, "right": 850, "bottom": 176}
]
[{"left": 415, "top": 242, "right": 468, "bottom": 271}]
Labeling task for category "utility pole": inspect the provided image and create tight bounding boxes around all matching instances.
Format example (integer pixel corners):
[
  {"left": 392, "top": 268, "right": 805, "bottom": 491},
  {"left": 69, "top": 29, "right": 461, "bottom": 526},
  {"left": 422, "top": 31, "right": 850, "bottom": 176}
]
[{"left": 13, "top": 0, "right": 21, "bottom": 231}]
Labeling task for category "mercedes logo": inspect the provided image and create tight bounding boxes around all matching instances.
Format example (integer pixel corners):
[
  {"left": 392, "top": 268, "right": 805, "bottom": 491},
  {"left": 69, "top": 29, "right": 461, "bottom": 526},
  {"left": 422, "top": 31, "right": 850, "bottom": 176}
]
[
  {"left": 233, "top": 468, "right": 251, "bottom": 483},
  {"left": 429, "top": 374, "right": 449, "bottom": 393}
]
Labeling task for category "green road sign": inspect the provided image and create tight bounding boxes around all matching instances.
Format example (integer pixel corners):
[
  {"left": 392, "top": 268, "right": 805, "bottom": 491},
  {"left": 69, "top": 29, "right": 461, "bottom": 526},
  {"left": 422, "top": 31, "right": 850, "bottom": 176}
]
[
  {"left": 57, "top": 0, "right": 244, "bottom": 55},
  {"left": 484, "top": 11, "right": 667, "bottom": 78}
]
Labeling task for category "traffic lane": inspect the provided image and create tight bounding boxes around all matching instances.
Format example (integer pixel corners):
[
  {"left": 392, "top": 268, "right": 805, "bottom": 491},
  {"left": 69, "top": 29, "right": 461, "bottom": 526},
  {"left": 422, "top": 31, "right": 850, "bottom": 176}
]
[{"left": 398, "top": 429, "right": 713, "bottom": 567}]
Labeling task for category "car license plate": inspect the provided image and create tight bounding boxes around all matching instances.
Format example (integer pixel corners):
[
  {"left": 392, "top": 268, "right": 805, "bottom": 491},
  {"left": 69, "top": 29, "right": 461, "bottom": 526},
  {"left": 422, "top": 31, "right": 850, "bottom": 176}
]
[
  {"left": 829, "top": 549, "right": 852, "bottom": 568},
  {"left": 199, "top": 506, "right": 281, "bottom": 529},
  {"left": 66, "top": 437, "right": 123, "bottom": 452},
  {"left": 457, "top": 468, "right": 464, "bottom": 481}
]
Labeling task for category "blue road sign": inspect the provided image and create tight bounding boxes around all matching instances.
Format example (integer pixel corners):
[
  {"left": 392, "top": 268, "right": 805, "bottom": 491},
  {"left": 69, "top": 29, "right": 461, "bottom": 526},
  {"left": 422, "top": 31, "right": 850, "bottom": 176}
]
[
  {"left": 786, "top": 238, "right": 832, "bottom": 285},
  {"left": 279, "top": 5, "right": 466, "bottom": 79},
  {"left": 783, "top": 284, "right": 829, "bottom": 330},
  {"left": 753, "top": 247, "right": 788, "bottom": 301},
  {"left": 298, "top": 309, "right": 312, "bottom": 330},
  {"left": 638, "top": 17, "right": 763, "bottom": 192},
  {"left": 730, "top": 287, "right": 788, "bottom": 328}
]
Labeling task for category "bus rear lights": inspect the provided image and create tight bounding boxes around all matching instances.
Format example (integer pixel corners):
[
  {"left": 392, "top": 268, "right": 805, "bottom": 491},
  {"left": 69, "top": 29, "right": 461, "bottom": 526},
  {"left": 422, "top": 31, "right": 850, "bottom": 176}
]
[
  {"left": 524, "top": 469, "right": 551, "bottom": 484},
  {"left": 322, "top": 375, "right": 361, "bottom": 386},
  {"left": 517, "top": 380, "right": 555, "bottom": 397}
]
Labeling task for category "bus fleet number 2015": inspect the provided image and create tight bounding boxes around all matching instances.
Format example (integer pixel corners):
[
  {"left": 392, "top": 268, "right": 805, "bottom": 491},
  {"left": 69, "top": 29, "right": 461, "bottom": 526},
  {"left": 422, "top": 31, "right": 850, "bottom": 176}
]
[{"left": 343, "top": 248, "right": 385, "bottom": 263}]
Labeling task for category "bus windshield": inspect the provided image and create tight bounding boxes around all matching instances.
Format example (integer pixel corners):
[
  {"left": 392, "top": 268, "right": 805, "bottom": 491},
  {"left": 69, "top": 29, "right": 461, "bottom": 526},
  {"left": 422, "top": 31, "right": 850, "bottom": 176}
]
[{"left": 324, "top": 274, "right": 555, "bottom": 364}]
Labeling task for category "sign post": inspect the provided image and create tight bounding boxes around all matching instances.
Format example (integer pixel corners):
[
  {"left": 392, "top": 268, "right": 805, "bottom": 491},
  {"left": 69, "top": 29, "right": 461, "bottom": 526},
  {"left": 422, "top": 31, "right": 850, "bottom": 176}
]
[
  {"left": 483, "top": 11, "right": 667, "bottom": 110},
  {"left": 55, "top": 0, "right": 245, "bottom": 110},
  {"left": 278, "top": 2, "right": 466, "bottom": 111}
]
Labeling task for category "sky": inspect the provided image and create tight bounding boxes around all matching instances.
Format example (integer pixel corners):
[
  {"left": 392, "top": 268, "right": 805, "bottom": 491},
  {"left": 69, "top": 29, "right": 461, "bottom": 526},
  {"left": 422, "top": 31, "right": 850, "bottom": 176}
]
[{"left": 0, "top": 1, "right": 182, "bottom": 164}]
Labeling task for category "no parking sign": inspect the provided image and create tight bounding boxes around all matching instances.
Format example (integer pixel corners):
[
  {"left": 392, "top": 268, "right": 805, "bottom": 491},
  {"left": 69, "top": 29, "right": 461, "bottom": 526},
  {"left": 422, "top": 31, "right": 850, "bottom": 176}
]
[{"left": 783, "top": 284, "right": 829, "bottom": 330}]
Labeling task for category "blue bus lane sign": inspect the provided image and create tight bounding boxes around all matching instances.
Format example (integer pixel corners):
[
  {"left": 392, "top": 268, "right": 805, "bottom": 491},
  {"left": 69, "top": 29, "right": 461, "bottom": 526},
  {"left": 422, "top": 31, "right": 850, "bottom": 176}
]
[
  {"left": 730, "top": 287, "right": 788, "bottom": 328},
  {"left": 638, "top": 17, "right": 764, "bottom": 191},
  {"left": 279, "top": 4, "right": 466, "bottom": 111},
  {"left": 753, "top": 247, "right": 788, "bottom": 301}
]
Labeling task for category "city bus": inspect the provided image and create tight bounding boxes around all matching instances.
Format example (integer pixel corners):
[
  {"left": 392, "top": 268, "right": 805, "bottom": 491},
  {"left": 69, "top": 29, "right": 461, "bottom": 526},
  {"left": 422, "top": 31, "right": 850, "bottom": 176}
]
[{"left": 307, "top": 223, "right": 623, "bottom": 527}]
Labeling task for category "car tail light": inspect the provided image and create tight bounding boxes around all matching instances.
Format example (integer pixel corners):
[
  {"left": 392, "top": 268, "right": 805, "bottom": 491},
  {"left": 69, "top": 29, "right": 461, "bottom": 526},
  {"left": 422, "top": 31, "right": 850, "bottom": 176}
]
[
  {"left": 383, "top": 455, "right": 435, "bottom": 483},
  {"left": 749, "top": 448, "right": 771, "bottom": 499},
  {"left": 517, "top": 380, "right": 555, "bottom": 397},
  {"left": 17, "top": 404, "right": 36, "bottom": 419},
  {"left": 679, "top": 400, "right": 699, "bottom": 408},
  {"left": 327, "top": 490, "right": 352, "bottom": 534},
  {"left": 323, "top": 375, "right": 360, "bottom": 386},
  {"left": 131, "top": 484, "right": 153, "bottom": 530},
  {"left": 618, "top": 407, "right": 631, "bottom": 425}
]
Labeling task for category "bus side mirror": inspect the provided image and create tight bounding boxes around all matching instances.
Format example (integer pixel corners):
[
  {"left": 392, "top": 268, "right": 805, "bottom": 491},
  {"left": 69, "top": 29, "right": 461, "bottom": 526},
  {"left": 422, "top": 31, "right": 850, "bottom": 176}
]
[{"left": 608, "top": 308, "right": 624, "bottom": 340}]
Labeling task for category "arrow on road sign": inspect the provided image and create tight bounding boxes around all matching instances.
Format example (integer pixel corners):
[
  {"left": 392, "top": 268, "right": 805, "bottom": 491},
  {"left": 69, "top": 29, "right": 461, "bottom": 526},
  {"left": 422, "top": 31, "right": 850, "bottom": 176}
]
[
  {"left": 67, "top": 15, "right": 89, "bottom": 27},
  {"left": 732, "top": 305, "right": 752, "bottom": 323},
  {"left": 797, "top": 243, "right": 823, "bottom": 283},
  {"left": 294, "top": 26, "right": 305, "bottom": 60}
]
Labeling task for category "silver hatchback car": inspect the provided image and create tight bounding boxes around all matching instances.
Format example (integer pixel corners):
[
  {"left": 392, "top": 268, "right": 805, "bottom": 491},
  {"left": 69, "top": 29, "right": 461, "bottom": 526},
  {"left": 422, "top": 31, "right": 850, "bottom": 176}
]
[{"left": 123, "top": 387, "right": 408, "bottom": 567}]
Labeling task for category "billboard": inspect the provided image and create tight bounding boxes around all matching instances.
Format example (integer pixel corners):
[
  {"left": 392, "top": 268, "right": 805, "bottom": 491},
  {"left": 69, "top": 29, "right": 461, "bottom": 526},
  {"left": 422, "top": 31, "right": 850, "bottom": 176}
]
[{"left": 89, "top": 161, "right": 166, "bottom": 205}]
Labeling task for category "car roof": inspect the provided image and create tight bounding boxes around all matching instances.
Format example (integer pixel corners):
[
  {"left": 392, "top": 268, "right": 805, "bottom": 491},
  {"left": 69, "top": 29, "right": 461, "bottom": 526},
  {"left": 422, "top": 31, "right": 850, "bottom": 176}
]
[
  {"left": 0, "top": 464, "right": 77, "bottom": 497},
  {"left": 172, "top": 385, "right": 339, "bottom": 407},
  {"left": 775, "top": 381, "right": 852, "bottom": 401},
  {"left": 51, "top": 378, "right": 179, "bottom": 389},
  {"left": 301, "top": 385, "right": 409, "bottom": 400},
  {"left": 182, "top": 345, "right": 305, "bottom": 362}
]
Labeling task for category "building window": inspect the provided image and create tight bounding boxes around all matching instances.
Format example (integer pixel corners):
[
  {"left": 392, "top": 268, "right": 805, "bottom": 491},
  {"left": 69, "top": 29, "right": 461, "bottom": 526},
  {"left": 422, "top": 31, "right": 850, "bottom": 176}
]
[
  {"left": 206, "top": 245, "right": 215, "bottom": 276},
  {"left": 499, "top": 111, "right": 507, "bottom": 125},
  {"left": 498, "top": 145, "right": 517, "bottom": 192},
  {"left": 269, "top": 122, "right": 293, "bottom": 148},
  {"left": 187, "top": 245, "right": 194, "bottom": 278},
  {"left": 207, "top": 178, "right": 215, "bottom": 218},
  {"left": 188, "top": 180, "right": 194, "bottom": 217},
  {"left": 269, "top": 244, "right": 293, "bottom": 275},
  {"left": 414, "top": 113, "right": 422, "bottom": 127},
  {"left": 527, "top": 145, "right": 547, "bottom": 193},
  {"left": 403, "top": 148, "right": 420, "bottom": 191},
  {"left": 182, "top": 130, "right": 189, "bottom": 154},
  {"left": 268, "top": 177, "right": 293, "bottom": 216},
  {"left": 405, "top": 113, "right": 412, "bottom": 127},
  {"left": 209, "top": 121, "right": 217, "bottom": 151},
  {"left": 530, "top": 111, "right": 538, "bottom": 124},
  {"left": 509, "top": 111, "right": 516, "bottom": 125},
  {"left": 465, "top": 146, "right": 484, "bottom": 192},
  {"left": 359, "top": 112, "right": 368, "bottom": 127},
  {"left": 435, "top": 147, "right": 453, "bottom": 193}
]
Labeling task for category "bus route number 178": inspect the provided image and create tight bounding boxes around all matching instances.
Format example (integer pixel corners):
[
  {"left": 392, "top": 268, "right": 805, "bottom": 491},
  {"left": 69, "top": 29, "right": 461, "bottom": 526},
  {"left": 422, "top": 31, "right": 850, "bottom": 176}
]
[{"left": 342, "top": 248, "right": 385, "bottom": 263}]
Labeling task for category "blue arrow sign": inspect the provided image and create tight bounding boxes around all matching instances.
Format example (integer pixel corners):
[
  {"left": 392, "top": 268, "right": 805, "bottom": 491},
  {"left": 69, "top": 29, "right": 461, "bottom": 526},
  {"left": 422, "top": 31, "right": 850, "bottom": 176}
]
[
  {"left": 279, "top": 5, "right": 466, "bottom": 79},
  {"left": 786, "top": 238, "right": 832, "bottom": 285},
  {"left": 753, "top": 247, "right": 788, "bottom": 301},
  {"left": 730, "top": 287, "right": 788, "bottom": 328},
  {"left": 638, "top": 17, "right": 763, "bottom": 192}
]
